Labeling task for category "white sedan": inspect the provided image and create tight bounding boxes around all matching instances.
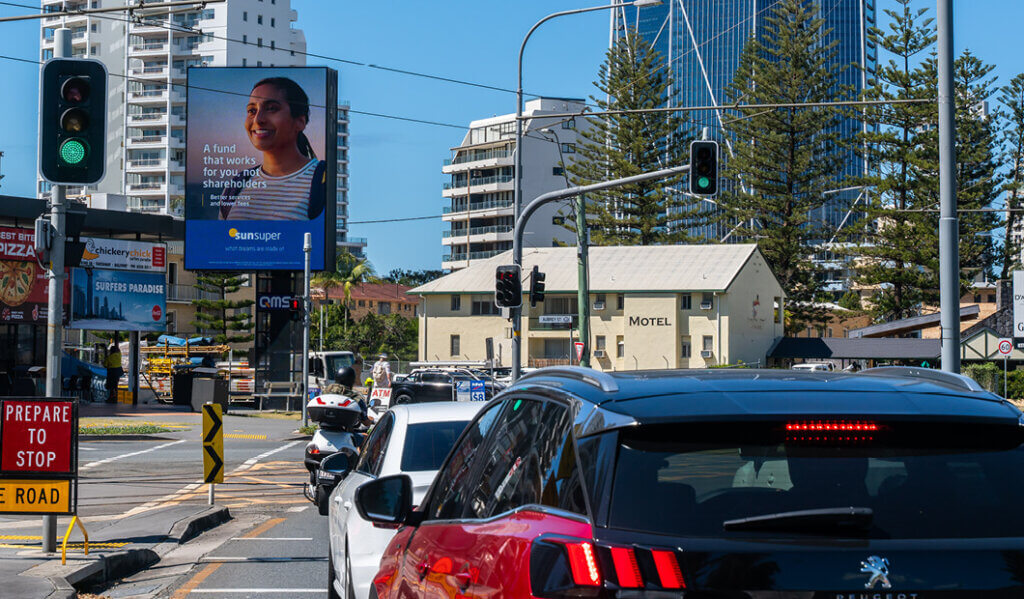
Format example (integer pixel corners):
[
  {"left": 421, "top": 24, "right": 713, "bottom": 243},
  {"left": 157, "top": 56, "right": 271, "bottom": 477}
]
[{"left": 326, "top": 401, "right": 485, "bottom": 599}]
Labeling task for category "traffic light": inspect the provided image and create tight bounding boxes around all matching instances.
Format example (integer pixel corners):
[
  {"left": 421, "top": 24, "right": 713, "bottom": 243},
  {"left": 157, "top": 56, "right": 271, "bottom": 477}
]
[
  {"left": 39, "top": 58, "right": 107, "bottom": 184},
  {"left": 529, "top": 265, "right": 546, "bottom": 307},
  {"left": 494, "top": 265, "right": 522, "bottom": 308},
  {"left": 289, "top": 297, "right": 304, "bottom": 321},
  {"left": 689, "top": 140, "right": 718, "bottom": 196}
]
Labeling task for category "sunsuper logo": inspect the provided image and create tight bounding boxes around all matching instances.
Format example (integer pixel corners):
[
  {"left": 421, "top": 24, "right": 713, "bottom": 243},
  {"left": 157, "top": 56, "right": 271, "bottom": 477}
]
[{"left": 228, "top": 228, "right": 282, "bottom": 242}]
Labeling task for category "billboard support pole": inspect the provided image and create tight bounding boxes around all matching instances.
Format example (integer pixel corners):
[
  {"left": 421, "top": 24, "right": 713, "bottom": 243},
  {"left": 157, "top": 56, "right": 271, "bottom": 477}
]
[
  {"left": 302, "top": 233, "right": 311, "bottom": 428},
  {"left": 42, "top": 26, "right": 72, "bottom": 554}
]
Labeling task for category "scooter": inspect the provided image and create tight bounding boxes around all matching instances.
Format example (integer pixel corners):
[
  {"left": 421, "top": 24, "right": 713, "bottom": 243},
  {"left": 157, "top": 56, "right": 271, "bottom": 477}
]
[{"left": 303, "top": 390, "right": 366, "bottom": 506}]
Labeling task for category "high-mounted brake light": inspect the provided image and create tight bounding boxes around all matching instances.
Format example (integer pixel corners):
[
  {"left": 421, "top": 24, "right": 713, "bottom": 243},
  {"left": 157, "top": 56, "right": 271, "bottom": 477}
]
[
  {"left": 565, "top": 541, "right": 601, "bottom": 586},
  {"left": 786, "top": 420, "right": 878, "bottom": 432},
  {"left": 610, "top": 547, "right": 642, "bottom": 588},
  {"left": 651, "top": 549, "right": 686, "bottom": 589}
]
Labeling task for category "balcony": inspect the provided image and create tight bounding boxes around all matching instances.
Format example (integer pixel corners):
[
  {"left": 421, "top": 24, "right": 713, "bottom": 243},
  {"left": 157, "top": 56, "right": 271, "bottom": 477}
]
[
  {"left": 442, "top": 148, "right": 514, "bottom": 174},
  {"left": 127, "top": 182, "right": 167, "bottom": 194},
  {"left": 167, "top": 283, "right": 221, "bottom": 303},
  {"left": 127, "top": 158, "right": 167, "bottom": 172},
  {"left": 131, "top": 42, "right": 168, "bottom": 56},
  {"left": 127, "top": 135, "right": 167, "bottom": 148},
  {"left": 441, "top": 249, "right": 504, "bottom": 263},
  {"left": 128, "top": 113, "right": 167, "bottom": 126},
  {"left": 129, "top": 89, "right": 169, "bottom": 103},
  {"left": 131, "top": 19, "right": 170, "bottom": 34},
  {"left": 442, "top": 174, "right": 513, "bottom": 191},
  {"left": 441, "top": 225, "right": 513, "bottom": 244},
  {"left": 130, "top": 65, "right": 169, "bottom": 79}
]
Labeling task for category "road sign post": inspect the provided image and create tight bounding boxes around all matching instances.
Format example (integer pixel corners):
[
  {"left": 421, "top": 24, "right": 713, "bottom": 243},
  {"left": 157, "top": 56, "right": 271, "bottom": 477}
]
[
  {"left": 999, "top": 338, "right": 1013, "bottom": 398},
  {"left": 202, "top": 403, "right": 224, "bottom": 504}
]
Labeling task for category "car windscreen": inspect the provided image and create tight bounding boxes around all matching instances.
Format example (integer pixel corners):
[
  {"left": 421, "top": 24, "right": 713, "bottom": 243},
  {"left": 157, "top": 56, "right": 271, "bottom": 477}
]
[
  {"left": 608, "top": 421, "right": 1024, "bottom": 539},
  {"left": 325, "top": 354, "right": 354, "bottom": 374},
  {"left": 401, "top": 420, "right": 472, "bottom": 472}
]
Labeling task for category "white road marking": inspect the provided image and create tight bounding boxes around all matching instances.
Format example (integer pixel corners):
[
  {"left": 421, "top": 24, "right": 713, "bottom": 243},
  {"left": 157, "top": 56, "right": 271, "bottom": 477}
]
[
  {"left": 287, "top": 505, "right": 309, "bottom": 513},
  {"left": 79, "top": 446, "right": 98, "bottom": 451},
  {"left": 228, "top": 537, "right": 313, "bottom": 541},
  {"left": 199, "top": 556, "right": 327, "bottom": 562},
  {"left": 236, "top": 440, "right": 302, "bottom": 472},
  {"left": 81, "top": 439, "right": 187, "bottom": 470},
  {"left": 190, "top": 590, "right": 325, "bottom": 594}
]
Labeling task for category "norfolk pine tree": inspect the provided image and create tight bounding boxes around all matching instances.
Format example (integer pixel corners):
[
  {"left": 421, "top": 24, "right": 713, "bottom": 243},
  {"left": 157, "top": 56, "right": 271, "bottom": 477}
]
[
  {"left": 190, "top": 272, "right": 255, "bottom": 351},
  {"left": 714, "top": 0, "right": 850, "bottom": 326},
  {"left": 998, "top": 73, "right": 1024, "bottom": 279},
  {"left": 566, "top": 30, "right": 692, "bottom": 245},
  {"left": 851, "top": 0, "right": 939, "bottom": 322}
]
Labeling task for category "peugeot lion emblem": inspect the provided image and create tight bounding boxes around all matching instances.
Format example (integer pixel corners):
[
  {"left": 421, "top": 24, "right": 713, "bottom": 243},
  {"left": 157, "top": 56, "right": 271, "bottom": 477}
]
[{"left": 860, "top": 555, "right": 892, "bottom": 589}]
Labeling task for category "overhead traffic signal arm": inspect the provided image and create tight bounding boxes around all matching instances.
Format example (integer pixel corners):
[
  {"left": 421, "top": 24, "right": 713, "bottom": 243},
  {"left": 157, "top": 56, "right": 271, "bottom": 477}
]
[
  {"left": 688, "top": 140, "right": 719, "bottom": 196},
  {"left": 39, "top": 58, "right": 108, "bottom": 185}
]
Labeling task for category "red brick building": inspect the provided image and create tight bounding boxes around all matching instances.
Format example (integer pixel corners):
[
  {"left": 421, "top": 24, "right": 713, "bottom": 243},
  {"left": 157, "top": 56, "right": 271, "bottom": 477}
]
[{"left": 318, "top": 282, "right": 419, "bottom": 321}]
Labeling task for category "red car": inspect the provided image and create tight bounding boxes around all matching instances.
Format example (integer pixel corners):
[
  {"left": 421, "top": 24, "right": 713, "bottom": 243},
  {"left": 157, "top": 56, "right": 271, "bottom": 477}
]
[{"left": 355, "top": 365, "right": 1024, "bottom": 598}]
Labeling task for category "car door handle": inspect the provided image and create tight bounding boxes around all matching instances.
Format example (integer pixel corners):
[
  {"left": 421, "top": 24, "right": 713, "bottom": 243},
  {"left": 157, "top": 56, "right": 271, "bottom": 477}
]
[
  {"left": 333, "top": 495, "right": 343, "bottom": 504},
  {"left": 343, "top": 500, "right": 352, "bottom": 509}
]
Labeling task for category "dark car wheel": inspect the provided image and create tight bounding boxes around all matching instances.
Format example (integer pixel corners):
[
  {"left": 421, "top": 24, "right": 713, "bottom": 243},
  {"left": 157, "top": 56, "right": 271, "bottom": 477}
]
[
  {"left": 395, "top": 394, "right": 413, "bottom": 405},
  {"left": 328, "top": 547, "right": 341, "bottom": 599}
]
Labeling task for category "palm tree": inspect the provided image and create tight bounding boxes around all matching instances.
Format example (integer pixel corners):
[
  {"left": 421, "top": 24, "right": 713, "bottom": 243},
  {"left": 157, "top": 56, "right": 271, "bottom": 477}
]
[{"left": 313, "top": 250, "right": 375, "bottom": 336}]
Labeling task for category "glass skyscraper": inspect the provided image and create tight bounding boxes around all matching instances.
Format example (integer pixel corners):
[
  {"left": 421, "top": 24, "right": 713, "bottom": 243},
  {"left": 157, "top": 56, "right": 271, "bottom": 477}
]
[{"left": 610, "top": 0, "right": 876, "bottom": 246}]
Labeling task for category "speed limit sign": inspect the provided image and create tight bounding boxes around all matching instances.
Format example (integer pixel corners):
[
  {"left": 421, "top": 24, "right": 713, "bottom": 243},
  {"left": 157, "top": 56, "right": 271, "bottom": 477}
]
[{"left": 999, "top": 338, "right": 1013, "bottom": 356}]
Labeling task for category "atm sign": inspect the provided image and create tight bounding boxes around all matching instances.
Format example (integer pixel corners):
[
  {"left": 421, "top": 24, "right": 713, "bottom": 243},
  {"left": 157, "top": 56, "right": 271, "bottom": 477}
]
[{"left": 0, "top": 479, "right": 71, "bottom": 513}]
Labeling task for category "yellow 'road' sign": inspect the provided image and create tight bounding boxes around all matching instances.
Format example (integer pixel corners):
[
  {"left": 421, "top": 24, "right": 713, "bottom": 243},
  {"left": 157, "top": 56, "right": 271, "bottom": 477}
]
[
  {"left": 0, "top": 479, "right": 71, "bottom": 513},
  {"left": 202, "top": 404, "right": 224, "bottom": 483}
]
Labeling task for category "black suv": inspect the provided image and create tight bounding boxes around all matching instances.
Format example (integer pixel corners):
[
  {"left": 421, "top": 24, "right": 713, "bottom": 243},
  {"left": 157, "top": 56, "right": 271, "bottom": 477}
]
[
  {"left": 356, "top": 366, "right": 1024, "bottom": 598},
  {"left": 389, "top": 368, "right": 503, "bottom": 404}
]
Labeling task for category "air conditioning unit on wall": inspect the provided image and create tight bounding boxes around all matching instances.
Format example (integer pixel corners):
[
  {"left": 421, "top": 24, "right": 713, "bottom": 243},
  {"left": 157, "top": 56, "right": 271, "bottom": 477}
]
[
  {"left": 700, "top": 300, "right": 713, "bottom": 310},
  {"left": 593, "top": 349, "right": 606, "bottom": 358},
  {"left": 700, "top": 349, "right": 713, "bottom": 359},
  {"left": 593, "top": 301, "right": 605, "bottom": 311}
]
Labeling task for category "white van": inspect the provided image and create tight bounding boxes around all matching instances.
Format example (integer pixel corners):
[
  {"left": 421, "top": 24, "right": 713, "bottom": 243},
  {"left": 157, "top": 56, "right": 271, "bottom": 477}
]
[{"left": 791, "top": 362, "right": 834, "bottom": 372}]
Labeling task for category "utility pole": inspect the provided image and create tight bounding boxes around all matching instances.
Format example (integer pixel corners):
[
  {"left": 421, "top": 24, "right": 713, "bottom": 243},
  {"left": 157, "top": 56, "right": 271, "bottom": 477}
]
[
  {"left": 41, "top": 27, "right": 71, "bottom": 555},
  {"left": 575, "top": 195, "right": 591, "bottom": 368},
  {"left": 937, "top": 0, "right": 960, "bottom": 373}
]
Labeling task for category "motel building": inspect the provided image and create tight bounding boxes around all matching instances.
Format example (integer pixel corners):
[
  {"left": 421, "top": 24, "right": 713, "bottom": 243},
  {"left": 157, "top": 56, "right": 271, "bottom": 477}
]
[{"left": 411, "top": 245, "right": 785, "bottom": 371}]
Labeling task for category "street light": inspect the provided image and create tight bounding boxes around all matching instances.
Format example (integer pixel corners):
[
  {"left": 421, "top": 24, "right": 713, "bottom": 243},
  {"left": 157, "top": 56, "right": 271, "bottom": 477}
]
[
  {"left": 540, "top": 127, "right": 592, "bottom": 367},
  {"left": 512, "top": 0, "right": 662, "bottom": 372}
]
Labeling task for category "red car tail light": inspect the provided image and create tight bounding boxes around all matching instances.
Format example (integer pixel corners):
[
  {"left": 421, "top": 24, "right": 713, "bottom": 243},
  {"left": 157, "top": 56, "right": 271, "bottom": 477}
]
[
  {"left": 565, "top": 541, "right": 601, "bottom": 586},
  {"left": 651, "top": 549, "right": 686, "bottom": 589},
  {"left": 609, "top": 546, "right": 642, "bottom": 588}
]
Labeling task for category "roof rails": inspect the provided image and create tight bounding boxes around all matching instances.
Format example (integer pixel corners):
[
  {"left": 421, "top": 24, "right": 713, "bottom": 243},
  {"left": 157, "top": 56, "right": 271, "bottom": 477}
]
[
  {"left": 858, "top": 366, "right": 988, "bottom": 393},
  {"left": 516, "top": 366, "right": 619, "bottom": 393}
]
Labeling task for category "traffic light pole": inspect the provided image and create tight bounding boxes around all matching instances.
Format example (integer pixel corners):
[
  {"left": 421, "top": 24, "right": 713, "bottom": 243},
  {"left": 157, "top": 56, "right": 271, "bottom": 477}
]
[
  {"left": 575, "top": 195, "right": 590, "bottom": 368},
  {"left": 42, "top": 26, "right": 72, "bottom": 554},
  {"left": 302, "top": 233, "right": 311, "bottom": 428},
  {"left": 511, "top": 164, "right": 690, "bottom": 382}
]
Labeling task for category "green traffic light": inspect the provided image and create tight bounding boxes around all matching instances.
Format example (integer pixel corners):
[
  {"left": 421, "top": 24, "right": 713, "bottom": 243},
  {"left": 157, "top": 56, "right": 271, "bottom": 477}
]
[
  {"left": 698, "top": 176, "right": 710, "bottom": 189},
  {"left": 59, "top": 139, "right": 87, "bottom": 165}
]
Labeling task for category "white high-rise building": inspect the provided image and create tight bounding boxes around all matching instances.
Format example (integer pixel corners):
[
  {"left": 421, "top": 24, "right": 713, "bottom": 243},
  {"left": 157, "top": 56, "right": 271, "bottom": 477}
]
[
  {"left": 442, "top": 98, "right": 586, "bottom": 271},
  {"left": 38, "top": 0, "right": 360, "bottom": 255}
]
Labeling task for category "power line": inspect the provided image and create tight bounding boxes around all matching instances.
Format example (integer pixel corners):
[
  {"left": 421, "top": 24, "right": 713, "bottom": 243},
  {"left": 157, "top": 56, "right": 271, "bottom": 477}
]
[{"left": 348, "top": 214, "right": 441, "bottom": 225}]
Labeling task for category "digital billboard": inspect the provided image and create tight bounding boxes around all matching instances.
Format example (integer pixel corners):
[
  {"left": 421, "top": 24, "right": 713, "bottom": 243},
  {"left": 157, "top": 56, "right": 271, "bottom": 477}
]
[
  {"left": 184, "top": 66, "right": 337, "bottom": 271},
  {"left": 69, "top": 268, "right": 166, "bottom": 331}
]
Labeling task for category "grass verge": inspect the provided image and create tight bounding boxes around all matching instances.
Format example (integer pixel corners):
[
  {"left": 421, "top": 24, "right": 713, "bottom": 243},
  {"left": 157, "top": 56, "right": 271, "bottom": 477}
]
[
  {"left": 80, "top": 424, "right": 172, "bottom": 435},
  {"left": 298, "top": 424, "right": 318, "bottom": 435}
]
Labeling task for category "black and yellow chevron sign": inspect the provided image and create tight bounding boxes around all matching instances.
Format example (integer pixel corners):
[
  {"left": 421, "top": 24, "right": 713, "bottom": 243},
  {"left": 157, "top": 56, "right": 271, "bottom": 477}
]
[{"left": 202, "top": 403, "right": 224, "bottom": 484}]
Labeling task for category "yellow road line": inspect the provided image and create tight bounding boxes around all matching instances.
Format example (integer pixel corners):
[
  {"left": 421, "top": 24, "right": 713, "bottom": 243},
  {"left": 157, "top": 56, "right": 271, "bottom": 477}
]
[
  {"left": 170, "top": 517, "right": 284, "bottom": 599},
  {"left": 0, "top": 535, "right": 42, "bottom": 540},
  {"left": 224, "top": 433, "right": 267, "bottom": 440}
]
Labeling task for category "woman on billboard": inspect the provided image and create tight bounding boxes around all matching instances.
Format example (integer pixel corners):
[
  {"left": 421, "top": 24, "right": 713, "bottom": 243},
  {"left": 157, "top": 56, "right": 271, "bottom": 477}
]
[{"left": 220, "top": 77, "right": 326, "bottom": 221}]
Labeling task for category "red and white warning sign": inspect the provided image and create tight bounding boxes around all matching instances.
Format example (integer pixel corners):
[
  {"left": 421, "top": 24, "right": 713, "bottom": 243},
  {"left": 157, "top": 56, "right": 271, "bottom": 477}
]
[
  {"left": 1, "top": 400, "right": 74, "bottom": 474},
  {"left": 999, "top": 338, "right": 1013, "bottom": 356},
  {"left": 575, "top": 342, "right": 585, "bottom": 362}
]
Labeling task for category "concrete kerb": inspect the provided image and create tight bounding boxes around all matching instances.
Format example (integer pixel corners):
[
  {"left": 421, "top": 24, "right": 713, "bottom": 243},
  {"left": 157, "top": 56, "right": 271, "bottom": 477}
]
[{"left": 36, "top": 506, "right": 230, "bottom": 597}]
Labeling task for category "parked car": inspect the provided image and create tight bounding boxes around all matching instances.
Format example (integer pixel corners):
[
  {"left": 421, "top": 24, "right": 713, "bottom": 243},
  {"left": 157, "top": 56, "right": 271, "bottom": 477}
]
[
  {"left": 355, "top": 365, "right": 1024, "bottom": 598},
  {"left": 389, "top": 368, "right": 503, "bottom": 404},
  {"left": 791, "top": 362, "right": 834, "bottom": 371},
  {"left": 326, "top": 401, "right": 484, "bottom": 599}
]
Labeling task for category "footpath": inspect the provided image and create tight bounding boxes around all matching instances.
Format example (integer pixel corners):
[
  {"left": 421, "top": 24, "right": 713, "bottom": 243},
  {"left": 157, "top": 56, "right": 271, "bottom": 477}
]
[{"left": 1, "top": 401, "right": 306, "bottom": 599}]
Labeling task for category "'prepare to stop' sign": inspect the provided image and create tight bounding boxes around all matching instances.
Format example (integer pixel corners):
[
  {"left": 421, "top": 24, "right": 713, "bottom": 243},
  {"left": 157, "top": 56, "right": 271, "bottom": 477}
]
[{"left": 1, "top": 401, "right": 74, "bottom": 474}]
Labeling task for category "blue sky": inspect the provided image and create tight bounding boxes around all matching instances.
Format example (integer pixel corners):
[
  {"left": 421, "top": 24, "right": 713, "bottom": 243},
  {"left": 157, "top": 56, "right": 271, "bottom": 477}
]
[{"left": 0, "top": 1, "right": 1021, "bottom": 274}]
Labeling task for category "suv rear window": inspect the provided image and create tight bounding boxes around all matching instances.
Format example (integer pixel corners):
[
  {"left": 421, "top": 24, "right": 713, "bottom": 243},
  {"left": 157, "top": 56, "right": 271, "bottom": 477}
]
[
  {"left": 608, "top": 422, "right": 1024, "bottom": 539},
  {"left": 401, "top": 421, "right": 471, "bottom": 472}
]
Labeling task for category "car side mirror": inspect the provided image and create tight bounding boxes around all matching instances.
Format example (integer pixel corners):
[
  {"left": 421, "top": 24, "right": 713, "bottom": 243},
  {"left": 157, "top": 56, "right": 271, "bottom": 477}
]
[
  {"left": 320, "top": 450, "right": 355, "bottom": 476},
  {"left": 355, "top": 474, "right": 414, "bottom": 526}
]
